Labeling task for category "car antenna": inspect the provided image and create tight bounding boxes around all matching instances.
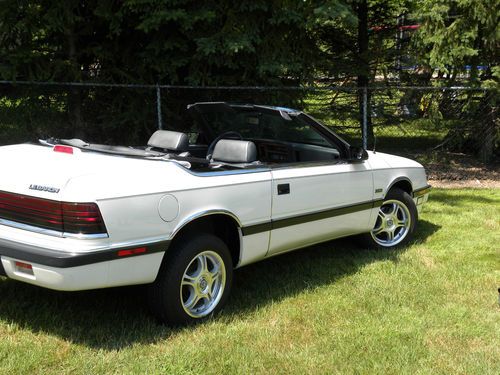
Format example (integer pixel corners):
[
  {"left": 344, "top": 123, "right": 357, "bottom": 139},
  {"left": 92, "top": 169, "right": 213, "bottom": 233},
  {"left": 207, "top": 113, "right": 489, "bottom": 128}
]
[{"left": 372, "top": 132, "right": 377, "bottom": 154}]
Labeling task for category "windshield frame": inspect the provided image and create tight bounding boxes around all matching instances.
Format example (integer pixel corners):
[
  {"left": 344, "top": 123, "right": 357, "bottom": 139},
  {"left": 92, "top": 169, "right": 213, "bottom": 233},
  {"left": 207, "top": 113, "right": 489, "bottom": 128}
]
[{"left": 187, "top": 102, "right": 351, "bottom": 158}]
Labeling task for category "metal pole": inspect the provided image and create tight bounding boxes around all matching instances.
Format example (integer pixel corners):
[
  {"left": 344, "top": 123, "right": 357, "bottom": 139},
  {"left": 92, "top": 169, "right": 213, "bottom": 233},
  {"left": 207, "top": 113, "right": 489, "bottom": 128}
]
[
  {"left": 362, "top": 87, "right": 368, "bottom": 150},
  {"left": 156, "top": 84, "right": 163, "bottom": 130}
]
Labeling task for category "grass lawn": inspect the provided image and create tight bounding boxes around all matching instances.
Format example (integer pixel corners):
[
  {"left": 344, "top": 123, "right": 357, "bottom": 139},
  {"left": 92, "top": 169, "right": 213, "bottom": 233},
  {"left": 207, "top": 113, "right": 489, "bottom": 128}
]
[{"left": 0, "top": 188, "right": 499, "bottom": 374}]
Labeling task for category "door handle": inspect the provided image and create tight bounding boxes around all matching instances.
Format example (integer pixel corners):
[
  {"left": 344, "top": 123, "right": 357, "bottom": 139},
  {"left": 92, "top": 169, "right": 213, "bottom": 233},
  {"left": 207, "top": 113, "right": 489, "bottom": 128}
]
[{"left": 277, "top": 183, "right": 290, "bottom": 195}]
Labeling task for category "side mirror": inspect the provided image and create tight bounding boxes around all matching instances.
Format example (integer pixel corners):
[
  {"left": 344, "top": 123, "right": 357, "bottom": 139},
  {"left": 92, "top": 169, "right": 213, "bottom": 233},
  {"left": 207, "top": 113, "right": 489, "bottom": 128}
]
[{"left": 349, "top": 146, "right": 368, "bottom": 161}]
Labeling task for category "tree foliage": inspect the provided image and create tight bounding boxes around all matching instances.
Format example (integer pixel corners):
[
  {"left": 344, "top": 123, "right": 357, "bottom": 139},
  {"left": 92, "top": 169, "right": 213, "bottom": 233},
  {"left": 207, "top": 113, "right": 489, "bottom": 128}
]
[
  {"left": 0, "top": 0, "right": 497, "bottom": 157},
  {"left": 0, "top": 0, "right": 322, "bottom": 85},
  {"left": 1, "top": 1, "right": 498, "bottom": 86},
  {"left": 413, "top": 0, "right": 499, "bottom": 86}
]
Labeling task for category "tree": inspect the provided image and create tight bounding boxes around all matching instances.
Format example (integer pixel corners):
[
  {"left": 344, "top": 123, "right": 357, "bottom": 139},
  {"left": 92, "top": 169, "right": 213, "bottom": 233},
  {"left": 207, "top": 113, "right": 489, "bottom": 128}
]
[
  {"left": 413, "top": 0, "right": 499, "bottom": 160},
  {"left": 312, "top": 0, "right": 412, "bottom": 146},
  {"left": 413, "top": 0, "right": 499, "bottom": 86},
  {"left": 0, "top": 0, "right": 322, "bottom": 86},
  {"left": 0, "top": 1, "right": 114, "bottom": 137},
  {"left": 0, "top": 1, "right": 325, "bottom": 142}
]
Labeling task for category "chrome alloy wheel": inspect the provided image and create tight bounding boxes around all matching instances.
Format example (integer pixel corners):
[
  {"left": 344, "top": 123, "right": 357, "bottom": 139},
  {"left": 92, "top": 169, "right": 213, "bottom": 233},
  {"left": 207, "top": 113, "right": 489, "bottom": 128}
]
[
  {"left": 371, "top": 199, "right": 412, "bottom": 247},
  {"left": 180, "top": 250, "right": 226, "bottom": 318}
]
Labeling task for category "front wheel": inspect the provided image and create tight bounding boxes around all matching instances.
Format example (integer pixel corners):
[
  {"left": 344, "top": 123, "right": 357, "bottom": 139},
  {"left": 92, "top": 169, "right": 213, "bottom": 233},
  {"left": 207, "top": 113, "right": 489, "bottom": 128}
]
[
  {"left": 147, "top": 234, "right": 233, "bottom": 325},
  {"left": 361, "top": 188, "right": 417, "bottom": 249}
]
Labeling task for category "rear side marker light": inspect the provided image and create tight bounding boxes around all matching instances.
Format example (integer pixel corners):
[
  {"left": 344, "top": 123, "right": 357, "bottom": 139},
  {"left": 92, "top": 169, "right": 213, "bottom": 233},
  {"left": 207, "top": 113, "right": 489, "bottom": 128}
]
[
  {"left": 15, "top": 261, "right": 34, "bottom": 276},
  {"left": 117, "top": 247, "right": 147, "bottom": 257},
  {"left": 53, "top": 145, "right": 74, "bottom": 154}
]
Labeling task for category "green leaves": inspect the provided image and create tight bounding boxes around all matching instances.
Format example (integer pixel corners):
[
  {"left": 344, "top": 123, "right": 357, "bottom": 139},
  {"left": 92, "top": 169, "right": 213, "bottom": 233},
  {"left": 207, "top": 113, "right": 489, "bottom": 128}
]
[
  {"left": 0, "top": 0, "right": 321, "bottom": 85},
  {"left": 413, "top": 0, "right": 499, "bottom": 85},
  {"left": 0, "top": 1, "right": 497, "bottom": 86}
]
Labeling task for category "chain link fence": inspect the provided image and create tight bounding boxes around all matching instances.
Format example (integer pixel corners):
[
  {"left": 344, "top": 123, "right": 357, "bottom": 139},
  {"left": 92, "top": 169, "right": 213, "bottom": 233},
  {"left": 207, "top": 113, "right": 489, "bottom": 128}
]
[{"left": 0, "top": 81, "right": 498, "bottom": 161}]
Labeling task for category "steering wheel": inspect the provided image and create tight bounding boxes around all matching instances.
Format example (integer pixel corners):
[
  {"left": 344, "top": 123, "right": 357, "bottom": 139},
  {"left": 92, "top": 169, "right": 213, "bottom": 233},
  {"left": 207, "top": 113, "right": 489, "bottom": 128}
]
[{"left": 206, "top": 131, "right": 243, "bottom": 160}]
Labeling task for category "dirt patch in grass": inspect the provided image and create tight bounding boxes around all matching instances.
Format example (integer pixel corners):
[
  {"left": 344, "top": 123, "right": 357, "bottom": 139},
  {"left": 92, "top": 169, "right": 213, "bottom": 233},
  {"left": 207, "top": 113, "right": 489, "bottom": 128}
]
[
  {"left": 428, "top": 179, "right": 500, "bottom": 188},
  {"left": 415, "top": 247, "right": 436, "bottom": 269},
  {"left": 414, "top": 152, "right": 500, "bottom": 188}
]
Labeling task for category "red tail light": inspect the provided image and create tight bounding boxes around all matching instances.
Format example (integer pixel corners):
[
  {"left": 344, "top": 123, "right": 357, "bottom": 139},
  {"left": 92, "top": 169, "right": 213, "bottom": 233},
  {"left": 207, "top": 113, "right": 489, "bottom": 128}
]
[
  {"left": 0, "top": 191, "right": 107, "bottom": 237},
  {"left": 61, "top": 202, "right": 107, "bottom": 235}
]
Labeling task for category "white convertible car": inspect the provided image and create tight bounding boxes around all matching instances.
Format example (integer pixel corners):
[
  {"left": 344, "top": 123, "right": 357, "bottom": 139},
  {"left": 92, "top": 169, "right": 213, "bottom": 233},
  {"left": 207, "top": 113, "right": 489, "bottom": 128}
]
[{"left": 0, "top": 102, "right": 430, "bottom": 324}]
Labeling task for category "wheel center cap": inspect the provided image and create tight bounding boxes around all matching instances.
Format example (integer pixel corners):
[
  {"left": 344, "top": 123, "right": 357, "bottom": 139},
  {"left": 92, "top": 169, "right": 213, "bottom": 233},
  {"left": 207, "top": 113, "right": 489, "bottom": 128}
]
[
  {"left": 387, "top": 219, "right": 394, "bottom": 226},
  {"left": 199, "top": 277, "right": 208, "bottom": 291}
]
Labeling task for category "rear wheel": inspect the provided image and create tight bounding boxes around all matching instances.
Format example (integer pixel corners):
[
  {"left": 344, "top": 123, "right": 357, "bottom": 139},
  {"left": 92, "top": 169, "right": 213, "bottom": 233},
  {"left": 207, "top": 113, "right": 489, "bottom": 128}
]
[
  {"left": 361, "top": 188, "right": 417, "bottom": 249},
  {"left": 148, "top": 233, "right": 233, "bottom": 325}
]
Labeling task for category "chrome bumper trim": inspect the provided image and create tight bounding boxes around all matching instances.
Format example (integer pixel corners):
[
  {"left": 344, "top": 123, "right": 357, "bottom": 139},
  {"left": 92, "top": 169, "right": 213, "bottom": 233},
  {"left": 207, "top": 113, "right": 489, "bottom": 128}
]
[{"left": 0, "top": 218, "right": 108, "bottom": 239}]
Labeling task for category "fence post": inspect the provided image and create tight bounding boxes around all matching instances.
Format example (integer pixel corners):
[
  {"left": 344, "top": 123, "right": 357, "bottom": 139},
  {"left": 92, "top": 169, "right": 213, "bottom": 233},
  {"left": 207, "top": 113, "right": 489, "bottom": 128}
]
[
  {"left": 156, "top": 83, "right": 163, "bottom": 130},
  {"left": 362, "top": 86, "right": 368, "bottom": 150}
]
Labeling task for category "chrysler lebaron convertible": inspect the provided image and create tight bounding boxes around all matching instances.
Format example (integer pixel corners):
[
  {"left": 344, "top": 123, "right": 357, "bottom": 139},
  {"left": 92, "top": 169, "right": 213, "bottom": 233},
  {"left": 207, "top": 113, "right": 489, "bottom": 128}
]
[{"left": 0, "top": 102, "right": 430, "bottom": 324}]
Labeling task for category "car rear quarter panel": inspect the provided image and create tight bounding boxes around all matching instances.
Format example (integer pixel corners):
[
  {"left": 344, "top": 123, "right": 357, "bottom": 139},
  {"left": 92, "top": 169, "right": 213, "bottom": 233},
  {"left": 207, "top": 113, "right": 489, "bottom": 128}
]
[{"left": 91, "top": 166, "right": 273, "bottom": 259}]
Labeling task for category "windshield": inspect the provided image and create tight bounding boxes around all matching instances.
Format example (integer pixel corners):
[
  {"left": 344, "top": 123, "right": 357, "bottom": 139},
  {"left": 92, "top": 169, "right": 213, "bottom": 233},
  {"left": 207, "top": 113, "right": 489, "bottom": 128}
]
[{"left": 197, "top": 107, "right": 334, "bottom": 148}]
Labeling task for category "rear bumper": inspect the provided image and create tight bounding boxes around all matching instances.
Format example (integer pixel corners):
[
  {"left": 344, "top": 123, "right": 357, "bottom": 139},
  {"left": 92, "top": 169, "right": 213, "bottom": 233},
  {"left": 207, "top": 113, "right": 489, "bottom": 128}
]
[
  {"left": 0, "top": 237, "right": 170, "bottom": 291},
  {"left": 0, "top": 236, "right": 169, "bottom": 268}
]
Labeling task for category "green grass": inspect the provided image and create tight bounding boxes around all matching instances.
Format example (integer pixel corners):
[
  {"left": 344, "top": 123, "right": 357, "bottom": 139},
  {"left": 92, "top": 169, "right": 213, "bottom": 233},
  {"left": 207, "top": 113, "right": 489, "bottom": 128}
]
[{"left": 1, "top": 189, "right": 499, "bottom": 374}]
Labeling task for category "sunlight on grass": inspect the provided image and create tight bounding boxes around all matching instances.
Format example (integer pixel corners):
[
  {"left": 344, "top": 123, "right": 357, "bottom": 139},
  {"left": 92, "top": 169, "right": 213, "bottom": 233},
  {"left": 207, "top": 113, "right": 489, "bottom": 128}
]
[{"left": 0, "top": 189, "right": 499, "bottom": 374}]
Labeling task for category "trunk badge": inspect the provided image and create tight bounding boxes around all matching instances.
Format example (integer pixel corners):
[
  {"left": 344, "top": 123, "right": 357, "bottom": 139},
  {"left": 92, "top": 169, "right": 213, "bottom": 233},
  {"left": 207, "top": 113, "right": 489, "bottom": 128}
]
[{"left": 29, "top": 184, "right": 60, "bottom": 193}]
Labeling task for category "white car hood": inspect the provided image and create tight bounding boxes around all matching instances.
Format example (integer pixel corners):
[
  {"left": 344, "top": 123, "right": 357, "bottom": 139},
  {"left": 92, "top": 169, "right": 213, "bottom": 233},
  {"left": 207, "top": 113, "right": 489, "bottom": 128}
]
[{"left": 367, "top": 150, "right": 424, "bottom": 169}]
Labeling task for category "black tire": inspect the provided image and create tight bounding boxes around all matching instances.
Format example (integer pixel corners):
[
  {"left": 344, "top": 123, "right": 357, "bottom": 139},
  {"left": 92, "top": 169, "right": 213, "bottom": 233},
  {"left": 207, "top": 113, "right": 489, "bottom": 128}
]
[
  {"left": 360, "top": 187, "right": 418, "bottom": 249},
  {"left": 147, "top": 233, "right": 233, "bottom": 325}
]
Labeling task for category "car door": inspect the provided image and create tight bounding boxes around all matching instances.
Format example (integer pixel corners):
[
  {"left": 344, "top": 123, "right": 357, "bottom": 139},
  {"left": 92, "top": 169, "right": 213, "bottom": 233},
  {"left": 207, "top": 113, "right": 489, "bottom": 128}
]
[
  {"left": 268, "top": 159, "right": 374, "bottom": 256},
  {"left": 187, "top": 102, "right": 376, "bottom": 256}
]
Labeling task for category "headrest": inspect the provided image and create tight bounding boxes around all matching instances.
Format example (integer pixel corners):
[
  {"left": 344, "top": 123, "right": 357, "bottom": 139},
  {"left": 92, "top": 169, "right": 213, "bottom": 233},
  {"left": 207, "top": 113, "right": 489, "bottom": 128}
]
[
  {"left": 147, "top": 130, "right": 189, "bottom": 152},
  {"left": 212, "top": 139, "right": 257, "bottom": 163}
]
